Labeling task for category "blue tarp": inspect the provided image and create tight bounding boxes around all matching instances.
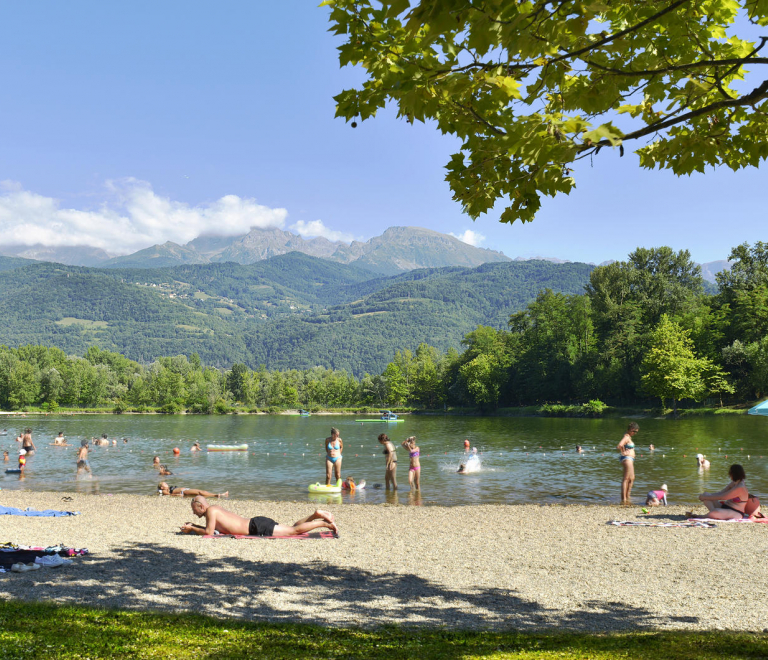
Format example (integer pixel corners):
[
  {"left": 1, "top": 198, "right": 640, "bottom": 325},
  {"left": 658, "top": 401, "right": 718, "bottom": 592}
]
[
  {"left": 0, "top": 506, "right": 79, "bottom": 517},
  {"left": 748, "top": 400, "right": 768, "bottom": 416}
]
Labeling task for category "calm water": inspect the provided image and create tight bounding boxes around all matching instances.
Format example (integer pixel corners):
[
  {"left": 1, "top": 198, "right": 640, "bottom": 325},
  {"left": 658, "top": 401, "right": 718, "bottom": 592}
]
[{"left": 2, "top": 414, "right": 767, "bottom": 506}]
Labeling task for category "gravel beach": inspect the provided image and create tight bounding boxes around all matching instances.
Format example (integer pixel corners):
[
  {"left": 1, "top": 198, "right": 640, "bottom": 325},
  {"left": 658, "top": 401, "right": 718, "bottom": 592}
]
[{"left": 1, "top": 490, "right": 766, "bottom": 632}]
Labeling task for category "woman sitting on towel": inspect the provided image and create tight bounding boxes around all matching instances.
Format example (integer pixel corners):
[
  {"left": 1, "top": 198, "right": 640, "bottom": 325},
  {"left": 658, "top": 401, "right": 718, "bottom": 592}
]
[
  {"left": 157, "top": 482, "right": 228, "bottom": 498},
  {"left": 688, "top": 464, "right": 748, "bottom": 520}
]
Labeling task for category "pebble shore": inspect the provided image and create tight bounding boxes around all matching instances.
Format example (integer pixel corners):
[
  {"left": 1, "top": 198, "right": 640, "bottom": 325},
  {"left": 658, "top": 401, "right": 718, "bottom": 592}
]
[{"left": 1, "top": 490, "right": 767, "bottom": 632}]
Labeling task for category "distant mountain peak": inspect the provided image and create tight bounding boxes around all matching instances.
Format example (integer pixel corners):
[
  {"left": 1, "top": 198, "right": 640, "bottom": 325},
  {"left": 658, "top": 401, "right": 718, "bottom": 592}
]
[{"left": 95, "top": 225, "right": 511, "bottom": 274}]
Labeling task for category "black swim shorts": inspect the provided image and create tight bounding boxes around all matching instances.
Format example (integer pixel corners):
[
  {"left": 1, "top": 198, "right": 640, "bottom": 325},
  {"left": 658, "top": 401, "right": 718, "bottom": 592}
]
[{"left": 248, "top": 516, "right": 277, "bottom": 537}]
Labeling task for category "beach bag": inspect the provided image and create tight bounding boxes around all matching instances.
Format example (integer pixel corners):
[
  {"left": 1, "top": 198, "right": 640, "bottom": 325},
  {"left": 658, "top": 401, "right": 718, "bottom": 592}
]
[{"left": 745, "top": 494, "right": 764, "bottom": 519}]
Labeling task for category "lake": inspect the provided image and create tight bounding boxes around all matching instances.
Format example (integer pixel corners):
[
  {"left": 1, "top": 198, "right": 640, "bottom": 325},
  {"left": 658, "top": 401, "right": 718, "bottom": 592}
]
[{"left": 2, "top": 414, "right": 767, "bottom": 506}]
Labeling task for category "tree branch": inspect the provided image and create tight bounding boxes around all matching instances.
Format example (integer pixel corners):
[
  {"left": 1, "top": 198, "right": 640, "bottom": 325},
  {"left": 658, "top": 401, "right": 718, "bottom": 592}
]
[
  {"left": 579, "top": 77, "right": 768, "bottom": 151},
  {"left": 550, "top": 0, "right": 693, "bottom": 65}
]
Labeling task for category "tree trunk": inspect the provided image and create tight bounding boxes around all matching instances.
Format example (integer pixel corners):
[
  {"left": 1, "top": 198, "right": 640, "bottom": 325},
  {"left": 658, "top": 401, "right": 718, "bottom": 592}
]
[{"left": 673, "top": 398, "right": 678, "bottom": 418}]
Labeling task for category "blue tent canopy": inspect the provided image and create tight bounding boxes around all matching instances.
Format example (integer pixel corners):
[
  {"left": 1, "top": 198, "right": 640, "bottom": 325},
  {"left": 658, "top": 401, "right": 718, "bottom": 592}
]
[{"left": 748, "top": 400, "right": 768, "bottom": 416}]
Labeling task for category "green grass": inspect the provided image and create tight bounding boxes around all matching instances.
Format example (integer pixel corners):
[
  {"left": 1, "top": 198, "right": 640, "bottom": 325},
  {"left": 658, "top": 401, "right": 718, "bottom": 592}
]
[
  {"left": 55, "top": 317, "right": 109, "bottom": 329},
  {"left": 0, "top": 601, "right": 766, "bottom": 659}
]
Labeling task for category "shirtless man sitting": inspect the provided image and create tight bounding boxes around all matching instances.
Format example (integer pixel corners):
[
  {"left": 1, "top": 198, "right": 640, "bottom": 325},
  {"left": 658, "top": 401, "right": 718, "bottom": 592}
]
[{"left": 179, "top": 496, "right": 338, "bottom": 537}]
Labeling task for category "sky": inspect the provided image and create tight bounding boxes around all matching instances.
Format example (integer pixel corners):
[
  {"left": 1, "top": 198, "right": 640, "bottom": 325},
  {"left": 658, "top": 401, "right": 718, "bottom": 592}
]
[{"left": 0, "top": 1, "right": 765, "bottom": 263}]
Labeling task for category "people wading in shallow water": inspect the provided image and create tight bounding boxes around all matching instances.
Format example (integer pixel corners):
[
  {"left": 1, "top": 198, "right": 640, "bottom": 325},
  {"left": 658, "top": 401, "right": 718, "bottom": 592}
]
[
  {"left": 378, "top": 433, "right": 397, "bottom": 490},
  {"left": 617, "top": 422, "right": 639, "bottom": 504},
  {"left": 324, "top": 427, "right": 343, "bottom": 486},
  {"left": 21, "top": 428, "right": 36, "bottom": 455},
  {"left": 403, "top": 436, "right": 421, "bottom": 491}
]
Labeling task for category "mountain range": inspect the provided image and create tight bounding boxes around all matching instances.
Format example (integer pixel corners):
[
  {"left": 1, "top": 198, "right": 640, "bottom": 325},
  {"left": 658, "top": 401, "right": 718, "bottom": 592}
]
[
  {"left": 0, "top": 225, "right": 731, "bottom": 281},
  {"left": 1, "top": 226, "right": 511, "bottom": 276}
]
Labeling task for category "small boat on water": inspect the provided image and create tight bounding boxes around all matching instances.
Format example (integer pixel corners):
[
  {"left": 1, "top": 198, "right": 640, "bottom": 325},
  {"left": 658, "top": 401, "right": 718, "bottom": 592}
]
[
  {"left": 299, "top": 409, "right": 311, "bottom": 417},
  {"left": 354, "top": 410, "right": 404, "bottom": 423}
]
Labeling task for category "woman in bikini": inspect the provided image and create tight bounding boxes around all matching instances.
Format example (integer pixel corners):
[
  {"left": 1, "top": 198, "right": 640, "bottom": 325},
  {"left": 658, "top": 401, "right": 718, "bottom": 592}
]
[
  {"left": 688, "top": 464, "right": 749, "bottom": 520},
  {"left": 324, "top": 427, "right": 343, "bottom": 486},
  {"left": 617, "top": 422, "right": 639, "bottom": 504},
  {"left": 378, "top": 432, "right": 397, "bottom": 490},
  {"left": 157, "top": 482, "right": 228, "bottom": 498},
  {"left": 403, "top": 436, "right": 421, "bottom": 491}
]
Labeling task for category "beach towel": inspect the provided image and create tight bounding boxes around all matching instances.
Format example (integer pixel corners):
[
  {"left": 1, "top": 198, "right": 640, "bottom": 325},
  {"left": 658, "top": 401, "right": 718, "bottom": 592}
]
[
  {"left": 0, "top": 506, "right": 79, "bottom": 517},
  {"left": 608, "top": 520, "right": 717, "bottom": 528},
  {"left": 687, "top": 517, "right": 768, "bottom": 524},
  {"left": 203, "top": 531, "right": 338, "bottom": 540}
]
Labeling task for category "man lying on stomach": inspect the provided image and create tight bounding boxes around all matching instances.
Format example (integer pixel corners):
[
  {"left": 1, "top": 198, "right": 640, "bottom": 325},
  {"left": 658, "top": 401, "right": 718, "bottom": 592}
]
[{"left": 180, "top": 496, "right": 338, "bottom": 537}]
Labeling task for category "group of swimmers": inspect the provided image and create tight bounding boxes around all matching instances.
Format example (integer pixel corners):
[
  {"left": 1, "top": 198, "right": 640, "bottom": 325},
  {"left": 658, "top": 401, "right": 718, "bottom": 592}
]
[
  {"left": 322, "top": 428, "right": 422, "bottom": 491},
  {"left": 2, "top": 429, "right": 132, "bottom": 478}
]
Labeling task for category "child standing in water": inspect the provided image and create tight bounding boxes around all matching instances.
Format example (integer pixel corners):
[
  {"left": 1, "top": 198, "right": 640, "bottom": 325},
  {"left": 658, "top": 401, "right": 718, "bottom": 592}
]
[
  {"left": 76, "top": 439, "right": 91, "bottom": 476},
  {"left": 378, "top": 433, "right": 397, "bottom": 490},
  {"left": 403, "top": 436, "right": 421, "bottom": 491}
]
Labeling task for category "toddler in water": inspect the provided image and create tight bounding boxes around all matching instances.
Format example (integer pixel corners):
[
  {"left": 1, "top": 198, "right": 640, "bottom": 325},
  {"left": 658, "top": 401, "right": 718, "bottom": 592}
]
[
  {"left": 646, "top": 484, "right": 668, "bottom": 506},
  {"left": 403, "top": 436, "right": 421, "bottom": 491}
]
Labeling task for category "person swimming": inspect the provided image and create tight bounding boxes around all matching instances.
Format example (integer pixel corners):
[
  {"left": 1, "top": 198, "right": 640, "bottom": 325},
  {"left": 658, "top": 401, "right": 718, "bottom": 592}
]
[{"left": 697, "top": 453, "right": 711, "bottom": 469}]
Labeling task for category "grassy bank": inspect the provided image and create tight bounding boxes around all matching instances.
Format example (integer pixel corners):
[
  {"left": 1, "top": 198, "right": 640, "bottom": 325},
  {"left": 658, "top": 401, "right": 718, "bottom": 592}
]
[{"left": 0, "top": 601, "right": 765, "bottom": 659}]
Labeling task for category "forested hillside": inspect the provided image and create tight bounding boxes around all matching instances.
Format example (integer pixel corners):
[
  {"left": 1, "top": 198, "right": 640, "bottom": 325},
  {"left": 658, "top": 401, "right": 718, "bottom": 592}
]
[
  {"left": 1, "top": 243, "right": 765, "bottom": 413},
  {"left": 0, "top": 254, "right": 593, "bottom": 374}
]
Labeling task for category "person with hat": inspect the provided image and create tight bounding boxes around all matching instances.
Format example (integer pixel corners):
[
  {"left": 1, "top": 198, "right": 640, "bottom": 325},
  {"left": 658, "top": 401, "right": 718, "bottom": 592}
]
[
  {"left": 645, "top": 484, "right": 668, "bottom": 506},
  {"left": 697, "top": 454, "right": 710, "bottom": 469}
]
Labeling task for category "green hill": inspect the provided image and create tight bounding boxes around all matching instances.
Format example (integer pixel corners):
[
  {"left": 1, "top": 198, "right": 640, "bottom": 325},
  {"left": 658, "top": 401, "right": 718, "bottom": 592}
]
[{"left": 0, "top": 254, "right": 593, "bottom": 374}]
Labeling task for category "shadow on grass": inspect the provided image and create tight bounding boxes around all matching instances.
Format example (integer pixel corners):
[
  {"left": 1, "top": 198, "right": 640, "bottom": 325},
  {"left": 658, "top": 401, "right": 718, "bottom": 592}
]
[
  {"left": 1, "top": 541, "right": 689, "bottom": 632},
  {"left": 0, "top": 600, "right": 767, "bottom": 660}
]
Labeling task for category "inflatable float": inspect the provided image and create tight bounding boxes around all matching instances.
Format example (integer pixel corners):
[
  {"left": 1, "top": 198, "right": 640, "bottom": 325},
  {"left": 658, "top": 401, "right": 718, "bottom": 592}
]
[
  {"left": 207, "top": 444, "right": 249, "bottom": 452},
  {"left": 308, "top": 479, "right": 342, "bottom": 493},
  {"left": 5, "top": 468, "right": 22, "bottom": 474}
]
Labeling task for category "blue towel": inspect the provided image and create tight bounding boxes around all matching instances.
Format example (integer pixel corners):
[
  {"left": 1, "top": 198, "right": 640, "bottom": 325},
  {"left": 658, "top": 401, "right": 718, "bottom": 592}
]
[{"left": 0, "top": 506, "right": 79, "bottom": 517}]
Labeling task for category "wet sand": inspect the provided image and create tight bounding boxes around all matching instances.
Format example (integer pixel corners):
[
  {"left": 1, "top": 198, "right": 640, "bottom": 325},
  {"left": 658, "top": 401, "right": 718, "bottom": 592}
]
[{"left": 1, "top": 490, "right": 767, "bottom": 632}]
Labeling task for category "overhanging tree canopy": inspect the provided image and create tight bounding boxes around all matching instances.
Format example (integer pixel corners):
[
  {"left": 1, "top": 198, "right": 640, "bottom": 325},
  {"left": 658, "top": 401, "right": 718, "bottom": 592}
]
[{"left": 324, "top": 0, "right": 768, "bottom": 223}]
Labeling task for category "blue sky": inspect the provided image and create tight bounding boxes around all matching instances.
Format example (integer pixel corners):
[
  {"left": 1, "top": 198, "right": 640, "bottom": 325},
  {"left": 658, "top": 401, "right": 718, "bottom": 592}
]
[{"left": 0, "top": 1, "right": 764, "bottom": 263}]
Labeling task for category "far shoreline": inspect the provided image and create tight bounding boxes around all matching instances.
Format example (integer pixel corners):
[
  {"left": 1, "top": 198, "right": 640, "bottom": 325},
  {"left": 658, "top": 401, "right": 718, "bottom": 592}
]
[{"left": 0, "top": 404, "right": 754, "bottom": 419}]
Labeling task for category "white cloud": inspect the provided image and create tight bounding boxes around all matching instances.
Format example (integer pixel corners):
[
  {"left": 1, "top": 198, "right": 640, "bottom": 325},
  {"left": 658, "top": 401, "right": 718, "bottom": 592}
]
[
  {"left": 291, "top": 219, "right": 354, "bottom": 243},
  {"left": 450, "top": 229, "right": 486, "bottom": 247},
  {"left": 0, "top": 179, "right": 288, "bottom": 254}
]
